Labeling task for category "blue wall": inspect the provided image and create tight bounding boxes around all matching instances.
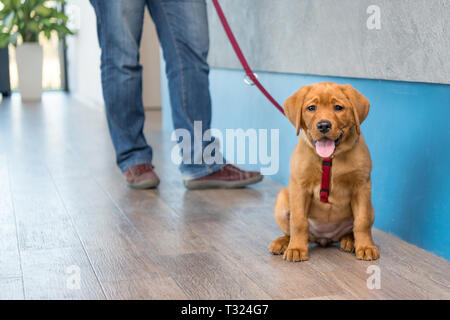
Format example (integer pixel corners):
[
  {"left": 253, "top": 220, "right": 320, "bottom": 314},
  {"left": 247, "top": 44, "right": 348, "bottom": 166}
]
[{"left": 161, "top": 67, "right": 450, "bottom": 260}]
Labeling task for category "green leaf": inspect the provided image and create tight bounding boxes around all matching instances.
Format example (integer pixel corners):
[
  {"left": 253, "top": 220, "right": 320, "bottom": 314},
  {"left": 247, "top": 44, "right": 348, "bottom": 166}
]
[
  {"left": 0, "top": 32, "right": 9, "bottom": 48},
  {"left": 56, "top": 24, "right": 72, "bottom": 36},
  {"left": 4, "top": 10, "right": 14, "bottom": 28},
  {"left": 0, "top": 7, "right": 13, "bottom": 20},
  {"left": 0, "top": 29, "right": 17, "bottom": 47},
  {"left": 28, "top": 0, "right": 39, "bottom": 11},
  {"left": 34, "top": 4, "right": 51, "bottom": 18},
  {"left": 1, "top": 0, "right": 12, "bottom": 10},
  {"left": 12, "top": 0, "right": 20, "bottom": 10},
  {"left": 53, "top": 11, "right": 68, "bottom": 22},
  {"left": 26, "top": 19, "right": 39, "bottom": 32}
]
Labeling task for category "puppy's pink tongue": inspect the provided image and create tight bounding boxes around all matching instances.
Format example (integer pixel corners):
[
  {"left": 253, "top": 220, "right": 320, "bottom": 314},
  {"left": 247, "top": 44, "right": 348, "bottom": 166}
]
[{"left": 315, "top": 138, "right": 335, "bottom": 158}]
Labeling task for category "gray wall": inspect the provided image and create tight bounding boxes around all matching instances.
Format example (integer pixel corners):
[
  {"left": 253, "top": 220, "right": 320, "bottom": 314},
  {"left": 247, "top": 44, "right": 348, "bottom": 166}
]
[{"left": 207, "top": 0, "right": 450, "bottom": 84}]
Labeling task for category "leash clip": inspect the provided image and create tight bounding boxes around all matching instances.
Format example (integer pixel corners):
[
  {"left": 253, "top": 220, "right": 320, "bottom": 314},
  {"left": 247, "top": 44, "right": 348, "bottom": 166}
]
[{"left": 243, "top": 73, "right": 258, "bottom": 86}]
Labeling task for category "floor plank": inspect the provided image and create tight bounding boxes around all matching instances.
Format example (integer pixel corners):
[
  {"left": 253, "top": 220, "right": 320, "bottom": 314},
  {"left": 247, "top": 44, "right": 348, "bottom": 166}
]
[
  {"left": 0, "top": 155, "right": 24, "bottom": 296},
  {"left": 102, "top": 276, "right": 188, "bottom": 300},
  {"left": 21, "top": 248, "right": 105, "bottom": 299},
  {"left": 0, "top": 278, "right": 24, "bottom": 300},
  {"left": 154, "top": 251, "right": 271, "bottom": 299}
]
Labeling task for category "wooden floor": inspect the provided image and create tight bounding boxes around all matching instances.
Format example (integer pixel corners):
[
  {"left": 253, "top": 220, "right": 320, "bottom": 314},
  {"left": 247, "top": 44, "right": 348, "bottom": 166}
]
[{"left": 0, "top": 92, "right": 449, "bottom": 300}]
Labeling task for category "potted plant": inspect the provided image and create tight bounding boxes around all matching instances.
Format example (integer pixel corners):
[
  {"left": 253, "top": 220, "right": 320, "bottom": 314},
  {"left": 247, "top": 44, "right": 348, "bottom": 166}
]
[{"left": 0, "top": 0, "right": 72, "bottom": 101}]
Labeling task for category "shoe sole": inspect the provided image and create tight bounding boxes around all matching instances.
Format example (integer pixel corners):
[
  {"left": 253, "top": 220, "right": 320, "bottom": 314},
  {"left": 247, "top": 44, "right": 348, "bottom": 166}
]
[
  {"left": 128, "top": 177, "right": 160, "bottom": 189},
  {"left": 183, "top": 175, "right": 263, "bottom": 190}
]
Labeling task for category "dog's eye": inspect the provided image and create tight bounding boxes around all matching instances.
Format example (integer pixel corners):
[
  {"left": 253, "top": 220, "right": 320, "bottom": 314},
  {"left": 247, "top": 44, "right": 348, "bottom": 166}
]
[
  {"left": 307, "top": 105, "right": 316, "bottom": 111},
  {"left": 334, "top": 105, "right": 344, "bottom": 111}
]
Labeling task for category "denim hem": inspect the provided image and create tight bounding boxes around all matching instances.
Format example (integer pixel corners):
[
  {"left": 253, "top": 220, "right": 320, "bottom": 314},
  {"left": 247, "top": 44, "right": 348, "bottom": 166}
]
[
  {"left": 181, "top": 162, "right": 227, "bottom": 181},
  {"left": 119, "top": 159, "right": 153, "bottom": 173}
]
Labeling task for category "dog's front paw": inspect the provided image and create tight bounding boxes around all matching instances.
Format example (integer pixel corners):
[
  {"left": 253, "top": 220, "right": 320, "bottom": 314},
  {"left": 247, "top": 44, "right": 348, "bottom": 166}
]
[
  {"left": 283, "top": 247, "right": 309, "bottom": 262},
  {"left": 355, "top": 245, "right": 380, "bottom": 260}
]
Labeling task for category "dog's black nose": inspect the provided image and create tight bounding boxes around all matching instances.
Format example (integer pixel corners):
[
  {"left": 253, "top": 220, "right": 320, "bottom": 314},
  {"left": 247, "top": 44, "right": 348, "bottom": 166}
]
[{"left": 317, "top": 121, "right": 332, "bottom": 133}]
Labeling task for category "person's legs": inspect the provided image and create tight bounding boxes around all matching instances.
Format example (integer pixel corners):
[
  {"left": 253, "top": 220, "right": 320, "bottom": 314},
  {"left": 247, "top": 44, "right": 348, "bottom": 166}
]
[
  {"left": 146, "top": 0, "right": 225, "bottom": 179},
  {"left": 90, "top": 0, "right": 153, "bottom": 172}
]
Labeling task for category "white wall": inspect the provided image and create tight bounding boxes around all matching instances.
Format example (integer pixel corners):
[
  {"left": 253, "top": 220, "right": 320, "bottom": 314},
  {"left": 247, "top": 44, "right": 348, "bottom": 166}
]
[
  {"left": 66, "top": 0, "right": 161, "bottom": 110},
  {"left": 66, "top": 0, "right": 102, "bottom": 109}
]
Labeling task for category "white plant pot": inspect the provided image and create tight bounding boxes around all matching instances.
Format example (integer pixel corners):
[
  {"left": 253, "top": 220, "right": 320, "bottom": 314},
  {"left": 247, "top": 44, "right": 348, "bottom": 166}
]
[{"left": 16, "top": 43, "right": 43, "bottom": 102}]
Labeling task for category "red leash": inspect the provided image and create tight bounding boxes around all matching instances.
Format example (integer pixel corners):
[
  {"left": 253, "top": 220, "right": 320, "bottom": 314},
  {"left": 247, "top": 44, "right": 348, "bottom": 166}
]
[
  {"left": 212, "top": 0, "right": 331, "bottom": 203},
  {"left": 212, "top": 0, "right": 285, "bottom": 116}
]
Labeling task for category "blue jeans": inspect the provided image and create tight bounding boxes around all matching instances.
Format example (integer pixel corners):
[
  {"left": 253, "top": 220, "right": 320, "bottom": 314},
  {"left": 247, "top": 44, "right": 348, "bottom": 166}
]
[{"left": 90, "top": 0, "right": 225, "bottom": 178}]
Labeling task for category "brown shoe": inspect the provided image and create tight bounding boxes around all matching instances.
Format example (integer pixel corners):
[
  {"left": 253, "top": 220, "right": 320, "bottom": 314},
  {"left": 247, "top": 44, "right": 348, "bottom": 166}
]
[
  {"left": 183, "top": 164, "right": 263, "bottom": 190},
  {"left": 124, "top": 164, "right": 160, "bottom": 189}
]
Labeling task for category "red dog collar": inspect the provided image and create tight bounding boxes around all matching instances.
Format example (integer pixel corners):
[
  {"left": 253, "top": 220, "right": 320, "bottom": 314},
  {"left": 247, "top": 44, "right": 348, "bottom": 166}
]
[{"left": 320, "top": 158, "right": 332, "bottom": 203}]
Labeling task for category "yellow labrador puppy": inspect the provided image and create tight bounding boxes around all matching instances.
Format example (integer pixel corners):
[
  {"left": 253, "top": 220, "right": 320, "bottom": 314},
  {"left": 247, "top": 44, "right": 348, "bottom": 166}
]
[{"left": 270, "top": 82, "right": 379, "bottom": 262}]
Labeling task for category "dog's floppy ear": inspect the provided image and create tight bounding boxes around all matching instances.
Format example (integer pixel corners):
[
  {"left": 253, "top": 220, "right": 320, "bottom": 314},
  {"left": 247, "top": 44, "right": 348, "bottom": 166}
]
[
  {"left": 341, "top": 84, "right": 370, "bottom": 135},
  {"left": 284, "top": 85, "right": 311, "bottom": 136}
]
